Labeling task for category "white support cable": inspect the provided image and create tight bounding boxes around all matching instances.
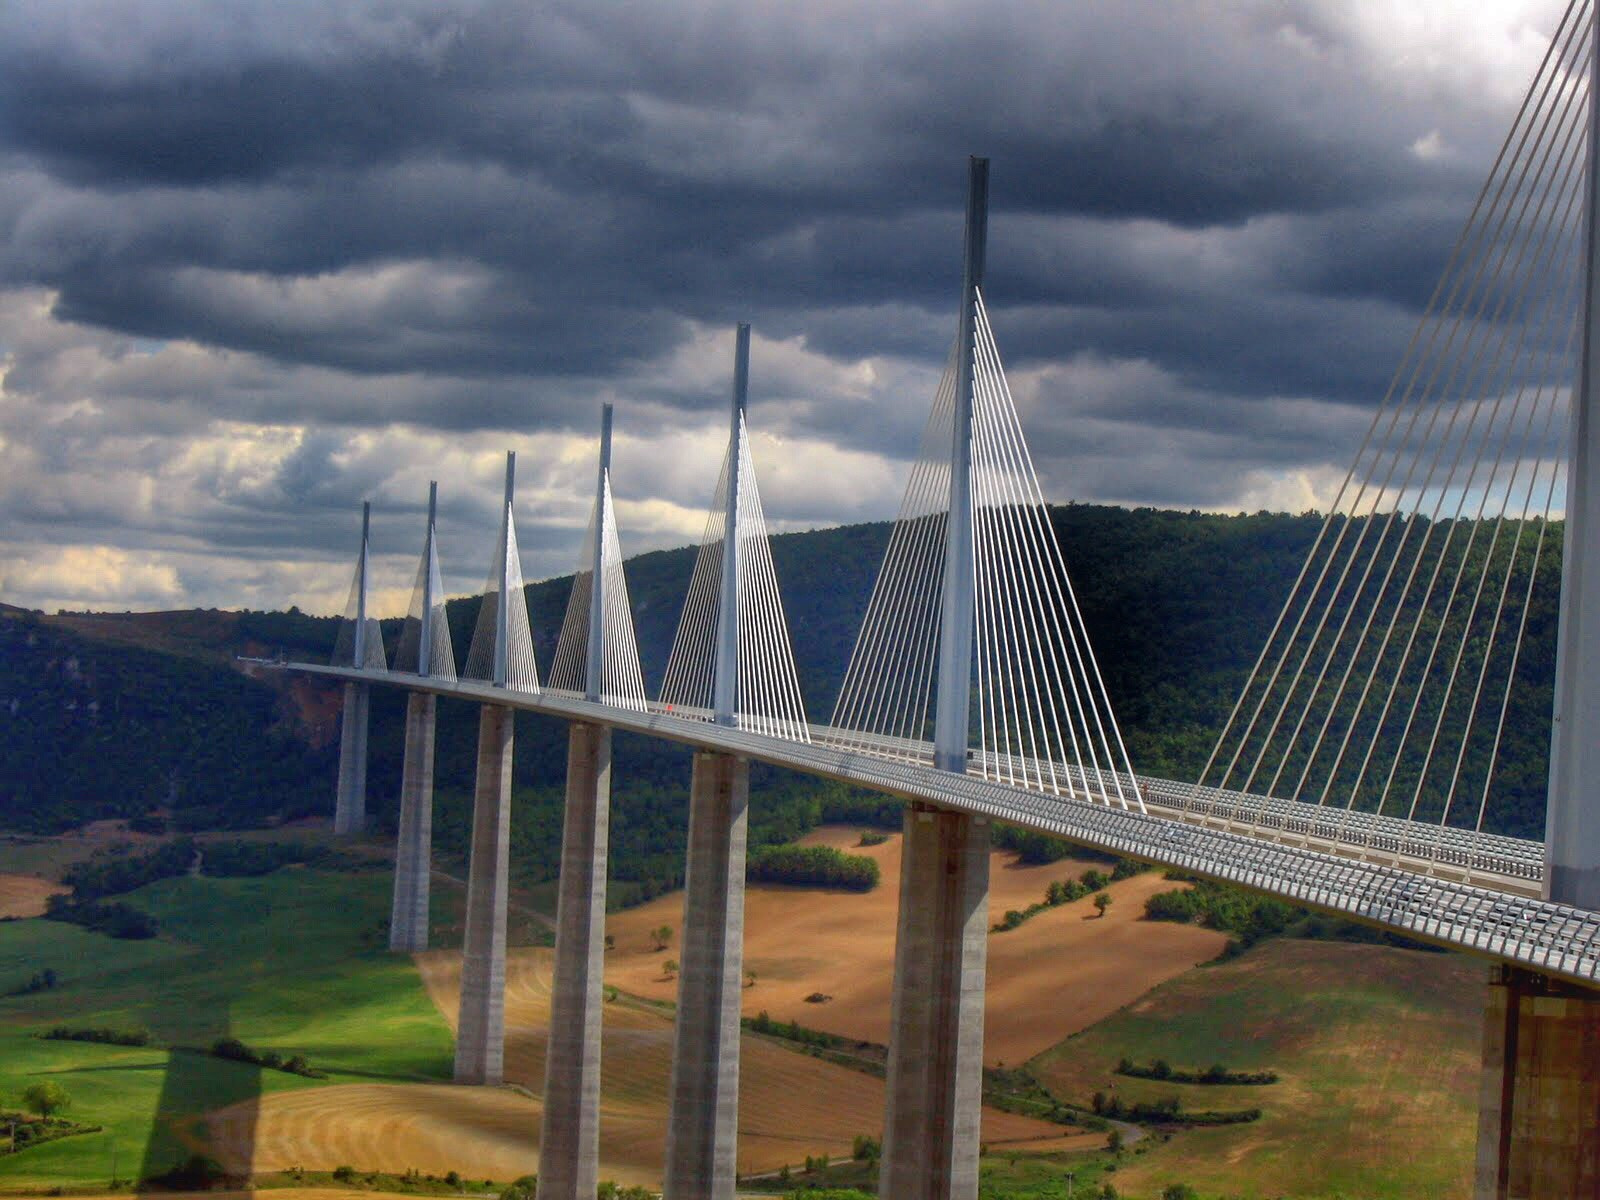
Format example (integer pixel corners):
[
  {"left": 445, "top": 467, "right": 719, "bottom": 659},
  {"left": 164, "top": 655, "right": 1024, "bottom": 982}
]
[
  {"left": 1333, "top": 114, "right": 1587, "bottom": 822},
  {"left": 972, "top": 322, "right": 1104, "bottom": 800},
  {"left": 1212, "top": 8, "right": 1593, "bottom": 802},
  {"left": 975, "top": 294, "right": 1143, "bottom": 809},
  {"left": 832, "top": 357, "right": 957, "bottom": 746},
  {"left": 1231, "top": 52, "right": 1590, "bottom": 826},
  {"left": 1300, "top": 129, "right": 1588, "bottom": 826},
  {"left": 972, "top": 340, "right": 1068, "bottom": 795},
  {"left": 1399, "top": 191, "right": 1588, "bottom": 829}
]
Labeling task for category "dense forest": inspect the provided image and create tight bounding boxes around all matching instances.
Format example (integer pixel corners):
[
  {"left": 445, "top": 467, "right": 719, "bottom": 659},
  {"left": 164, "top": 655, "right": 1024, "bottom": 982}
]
[{"left": 0, "top": 505, "right": 1559, "bottom": 898}]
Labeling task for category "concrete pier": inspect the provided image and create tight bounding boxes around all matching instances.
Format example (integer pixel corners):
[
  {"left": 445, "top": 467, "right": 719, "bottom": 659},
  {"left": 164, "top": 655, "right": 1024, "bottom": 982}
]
[
  {"left": 455, "top": 704, "right": 513, "bottom": 1085},
  {"left": 388, "top": 692, "right": 437, "bottom": 953},
  {"left": 536, "top": 721, "right": 613, "bottom": 1200},
  {"left": 663, "top": 750, "right": 750, "bottom": 1200},
  {"left": 880, "top": 803, "right": 990, "bottom": 1200},
  {"left": 1474, "top": 965, "right": 1600, "bottom": 1198},
  {"left": 334, "top": 681, "right": 370, "bottom": 836}
]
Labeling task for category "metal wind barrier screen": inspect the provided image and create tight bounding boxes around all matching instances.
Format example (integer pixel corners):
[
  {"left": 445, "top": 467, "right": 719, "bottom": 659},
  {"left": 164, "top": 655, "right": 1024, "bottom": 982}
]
[{"left": 1203, "top": 0, "right": 1589, "bottom": 869}]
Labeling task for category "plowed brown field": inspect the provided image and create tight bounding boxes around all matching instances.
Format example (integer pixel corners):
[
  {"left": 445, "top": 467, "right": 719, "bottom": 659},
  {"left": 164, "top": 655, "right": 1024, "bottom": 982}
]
[
  {"left": 604, "top": 826, "right": 1227, "bottom": 1063},
  {"left": 0, "top": 872, "right": 65, "bottom": 918}
]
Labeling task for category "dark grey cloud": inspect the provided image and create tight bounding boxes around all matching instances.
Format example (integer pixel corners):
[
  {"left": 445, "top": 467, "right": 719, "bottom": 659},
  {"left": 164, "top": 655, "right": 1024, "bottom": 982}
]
[{"left": 0, "top": 0, "right": 1573, "bottom": 611}]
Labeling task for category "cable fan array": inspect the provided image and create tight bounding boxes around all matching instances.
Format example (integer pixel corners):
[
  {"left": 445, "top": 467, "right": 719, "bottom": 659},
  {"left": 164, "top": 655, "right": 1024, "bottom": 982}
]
[
  {"left": 659, "top": 412, "right": 811, "bottom": 741},
  {"left": 393, "top": 500, "right": 457, "bottom": 681},
  {"left": 833, "top": 290, "right": 1143, "bottom": 810},
  {"left": 331, "top": 511, "right": 388, "bottom": 672},
  {"left": 1203, "top": 0, "right": 1586, "bottom": 850},
  {"left": 547, "top": 473, "right": 649, "bottom": 710},
  {"left": 463, "top": 496, "right": 540, "bottom": 693}
]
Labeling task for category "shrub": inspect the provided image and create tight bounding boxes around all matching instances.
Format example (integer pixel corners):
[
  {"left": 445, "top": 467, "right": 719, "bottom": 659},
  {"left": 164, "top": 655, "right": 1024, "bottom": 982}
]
[
  {"left": 747, "top": 844, "right": 879, "bottom": 891},
  {"left": 22, "top": 1081, "right": 70, "bottom": 1117}
]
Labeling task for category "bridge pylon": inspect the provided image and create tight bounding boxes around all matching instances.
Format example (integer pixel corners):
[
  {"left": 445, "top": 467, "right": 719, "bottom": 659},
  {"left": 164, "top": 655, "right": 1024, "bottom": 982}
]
[
  {"left": 663, "top": 325, "right": 797, "bottom": 1200},
  {"left": 455, "top": 451, "right": 537, "bottom": 1085},
  {"left": 389, "top": 481, "right": 453, "bottom": 953},
  {"left": 332, "top": 500, "right": 386, "bottom": 836},
  {"left": 539, "top": 404, "right": 647, "bottom": 1200},
  {"left": 880, "top": 155, "right": 992, "bottom": 1200}
]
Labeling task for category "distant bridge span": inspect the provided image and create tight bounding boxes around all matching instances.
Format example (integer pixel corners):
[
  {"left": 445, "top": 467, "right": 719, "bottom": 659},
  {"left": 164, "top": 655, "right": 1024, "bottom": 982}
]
[{"left": 289, "top": 661, "right": 1599, "bottom": 989}]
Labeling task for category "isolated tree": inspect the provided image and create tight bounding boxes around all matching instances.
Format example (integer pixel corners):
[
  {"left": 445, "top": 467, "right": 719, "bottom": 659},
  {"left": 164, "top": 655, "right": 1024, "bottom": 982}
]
[
  {"left": 1107, "top": 1128, "right": 1123, "bottom": 1155},
  {"left": 1094, "top": 891, "right": 1113, "bottom": 918},
  {"left": 652, "top": 925, "right": 673, "bottom": 951},
  {"left": 604, "top": 934, "right": 615, "bottom": 951},
  {"left": 21, "top": 1081, "right": 68, "bottom": 1118},
  {"left": 663, "top": 959, "right": 678, "bottom": 979},
  {"left": 743, "top": 969, "right": 757, "bottom": 989}
]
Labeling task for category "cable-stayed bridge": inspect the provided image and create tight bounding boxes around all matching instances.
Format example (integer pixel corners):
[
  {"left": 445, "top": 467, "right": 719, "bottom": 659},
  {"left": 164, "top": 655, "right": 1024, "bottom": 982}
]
[{"left": 272, "top": 6, "right": 1600, "bottom": 1197}]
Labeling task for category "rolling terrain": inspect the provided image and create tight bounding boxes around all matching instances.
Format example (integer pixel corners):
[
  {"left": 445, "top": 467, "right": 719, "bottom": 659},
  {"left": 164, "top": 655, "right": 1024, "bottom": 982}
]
[{"left": 604, "top": 826, "right": 1228, "bottom": 1064}]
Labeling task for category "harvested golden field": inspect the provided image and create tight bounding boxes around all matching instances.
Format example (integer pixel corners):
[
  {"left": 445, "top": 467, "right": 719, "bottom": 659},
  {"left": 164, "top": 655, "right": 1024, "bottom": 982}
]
[
  {"left": 222, "top": 946, "right": 1069, "bottom": 1185},
  {"left": 604, "top": 826, "right": 1227, "bottom": 1064},
  {"left": 0, "top": 873, "right": 64, "bottom": 918}
]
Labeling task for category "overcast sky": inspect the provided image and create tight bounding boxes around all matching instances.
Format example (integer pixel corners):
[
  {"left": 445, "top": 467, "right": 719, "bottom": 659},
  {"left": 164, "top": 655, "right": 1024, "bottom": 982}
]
[{"left": 0, "top": 0, "right": 1573, "bottom": 615}]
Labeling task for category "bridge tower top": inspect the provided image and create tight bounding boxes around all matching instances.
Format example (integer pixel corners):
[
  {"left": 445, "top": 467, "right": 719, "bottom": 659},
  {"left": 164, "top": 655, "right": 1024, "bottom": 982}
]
[
  {"left": 332, "top": 500, "right": 386, "bottom": 672},
  {"left": 586, "top": 405, "right": 614, "bottom": 703},
  {"left": 394, "top": 480, "right": 456, "bottom": 680}
]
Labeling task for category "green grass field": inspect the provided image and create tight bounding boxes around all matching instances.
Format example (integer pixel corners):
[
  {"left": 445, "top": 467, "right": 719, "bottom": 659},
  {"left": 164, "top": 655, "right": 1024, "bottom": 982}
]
[
  {"left": 1029, "top": 938, "right": 1486, "bottom": 1200},
  {"left": 0, "top": 867, "right": 455, "bottom": 1188}
]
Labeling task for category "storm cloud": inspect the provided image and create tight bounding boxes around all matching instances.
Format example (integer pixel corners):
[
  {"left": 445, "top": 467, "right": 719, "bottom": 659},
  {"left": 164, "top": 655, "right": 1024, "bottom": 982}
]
[{"left": 0, "top": 0, "right": 1570, "bottom": 612}]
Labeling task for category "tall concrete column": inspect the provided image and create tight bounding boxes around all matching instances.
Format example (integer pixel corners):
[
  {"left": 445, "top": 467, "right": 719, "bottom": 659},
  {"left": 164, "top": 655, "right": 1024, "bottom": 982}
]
[
  {"left": 537, "top": 721, "right": 612, "bottom": 1200},
  {"left": 1474, "top": 966, "right": 1600, "bottom": 1198},
  {"left": 389, "top": 691, "right": 437, "bottom": 953},
  {"left": 455, "top": 703, "right": 513, "bottom": 1085},
  {"left": 880, "top": 803, "right": 990, "bottom": 1200},
  {"left": 334, "top": 681, "right": 369, "bottom": 836},
  {"left": 663, "top": 750, "right": 750, "bottom": 1200}
]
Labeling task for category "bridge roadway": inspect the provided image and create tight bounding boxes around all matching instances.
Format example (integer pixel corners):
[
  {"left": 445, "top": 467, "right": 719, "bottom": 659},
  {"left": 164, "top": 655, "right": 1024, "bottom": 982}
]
[{"left": 284, "top": 661, "right": 1600, "bottom": 989}]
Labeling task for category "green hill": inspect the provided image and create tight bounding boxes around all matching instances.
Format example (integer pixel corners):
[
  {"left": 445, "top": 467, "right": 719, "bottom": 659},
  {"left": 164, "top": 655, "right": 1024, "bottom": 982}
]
[{"left": 0, "top": 505, "right": 1558, "bottom": 867}]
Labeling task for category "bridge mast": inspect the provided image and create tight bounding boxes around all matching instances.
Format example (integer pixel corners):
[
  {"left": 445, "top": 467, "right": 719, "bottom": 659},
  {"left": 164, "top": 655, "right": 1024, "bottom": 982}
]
[
  {"left": 334, "top": 501, "right": 374, "bottom": 836},
  {"left": 1546, "top": 14, "right": 1600, "bottom": 912},
  {"left": 881, "top": 156, "right": 992, "bottom": 1200},
  {"left": 933, "top": 158, "right": 988, "bottom": 773},
  {"left": 713, "top": 323, "right": 751, "bottom": 725}
]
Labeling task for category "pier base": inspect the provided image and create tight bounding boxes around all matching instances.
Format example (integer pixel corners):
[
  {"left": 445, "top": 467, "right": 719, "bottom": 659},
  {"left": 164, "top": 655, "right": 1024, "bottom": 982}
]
[
  {"left": 880, "top": 803, "right": 990, "bottom": 1200},
  {"left": 333, "top": 681, "right": 369, "bottom": 836},
  {"left": 663, "top": 750, "right": 750, "bottom": 1200},
  {"left": 1474, "top": 965, "right": 1600, "bottom": 1198},
  {"left": 537, "top": 722, "right": 613, "bottom": 1200},
  {"left": 388, "top": 692, "right": 436, "bottom": 953},
  {"left": 454, "top": 704, "right": 513, "bottom": 1085}
]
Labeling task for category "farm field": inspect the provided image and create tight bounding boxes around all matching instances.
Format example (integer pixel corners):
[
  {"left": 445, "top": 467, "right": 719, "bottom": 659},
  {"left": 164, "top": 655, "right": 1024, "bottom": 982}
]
[
  {"left": 0, "top": 867, "right": 454, "bottom": 1188},
  {"left": 1030, "top": 938, "right": 1486, "bottom": 1200},
  {"left": 0, "top": 874, "right": 66, "bottom": 919},
  {"left": 603, "top": 825, "right": 1228, "bottom": 1063}
]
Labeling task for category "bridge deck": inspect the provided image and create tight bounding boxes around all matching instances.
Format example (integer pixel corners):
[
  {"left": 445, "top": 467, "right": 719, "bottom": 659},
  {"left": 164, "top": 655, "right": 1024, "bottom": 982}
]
[{"left": 279, "top": 662, "right": 1600, "bottom": 989}]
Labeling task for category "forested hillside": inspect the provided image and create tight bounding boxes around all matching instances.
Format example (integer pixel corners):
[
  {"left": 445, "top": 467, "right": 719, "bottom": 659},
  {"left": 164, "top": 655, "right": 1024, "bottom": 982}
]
[{"left": 0, "top": 505, "right": 1558, "bottom": 862}]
